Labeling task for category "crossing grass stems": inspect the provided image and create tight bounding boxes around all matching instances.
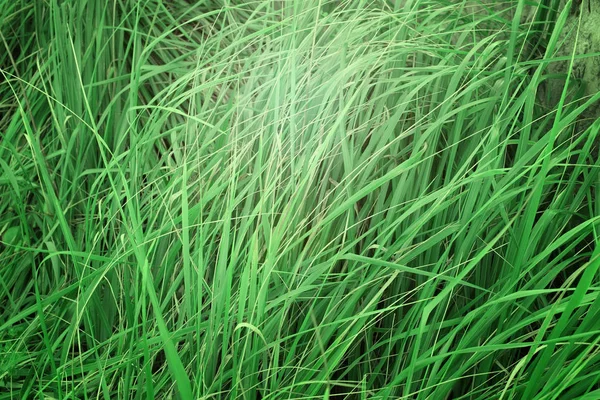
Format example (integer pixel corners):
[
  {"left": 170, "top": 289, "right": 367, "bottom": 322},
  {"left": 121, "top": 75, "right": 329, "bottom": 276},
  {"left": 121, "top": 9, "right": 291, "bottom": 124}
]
[{"left": 1, "top": 0, "right": 600, "bottom": 399}]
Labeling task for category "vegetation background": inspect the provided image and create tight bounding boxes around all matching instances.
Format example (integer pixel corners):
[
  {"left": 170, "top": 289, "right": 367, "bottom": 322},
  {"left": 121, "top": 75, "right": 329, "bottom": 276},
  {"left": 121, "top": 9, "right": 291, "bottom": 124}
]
[{"left": 1, "top": 0, "right": 600, "bottom": 398}]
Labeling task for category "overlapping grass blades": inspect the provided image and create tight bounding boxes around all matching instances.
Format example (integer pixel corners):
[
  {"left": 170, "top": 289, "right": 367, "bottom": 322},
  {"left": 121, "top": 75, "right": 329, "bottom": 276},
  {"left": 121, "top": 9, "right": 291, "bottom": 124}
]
[{"left": 1, "top": 0, "right": 599, "bottom": 398}]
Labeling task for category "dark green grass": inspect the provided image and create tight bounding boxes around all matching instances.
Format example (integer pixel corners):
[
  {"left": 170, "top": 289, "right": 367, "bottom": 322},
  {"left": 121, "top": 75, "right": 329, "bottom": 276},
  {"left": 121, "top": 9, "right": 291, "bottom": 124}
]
[{"left": 1, "top": 0, "right": 600, "bottom": 398}]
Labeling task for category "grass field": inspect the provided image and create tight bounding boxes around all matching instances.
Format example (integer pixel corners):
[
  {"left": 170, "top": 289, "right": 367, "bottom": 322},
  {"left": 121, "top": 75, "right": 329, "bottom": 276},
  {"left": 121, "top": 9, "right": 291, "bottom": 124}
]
[{"left": 1, "top": 0, "right": 600, "bottom": 398}]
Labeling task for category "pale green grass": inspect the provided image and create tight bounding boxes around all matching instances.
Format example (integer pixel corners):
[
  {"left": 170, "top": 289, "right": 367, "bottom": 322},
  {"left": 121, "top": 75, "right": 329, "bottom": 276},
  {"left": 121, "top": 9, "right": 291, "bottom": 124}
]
[{"left": 1, "top": 0, "right": 600, "bottom": 399}]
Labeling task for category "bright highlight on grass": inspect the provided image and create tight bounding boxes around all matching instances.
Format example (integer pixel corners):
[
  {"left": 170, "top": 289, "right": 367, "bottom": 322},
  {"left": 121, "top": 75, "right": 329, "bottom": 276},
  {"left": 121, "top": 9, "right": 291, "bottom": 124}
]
[{"left": 1, "top": 0, "right": 600, "bottom": 398}]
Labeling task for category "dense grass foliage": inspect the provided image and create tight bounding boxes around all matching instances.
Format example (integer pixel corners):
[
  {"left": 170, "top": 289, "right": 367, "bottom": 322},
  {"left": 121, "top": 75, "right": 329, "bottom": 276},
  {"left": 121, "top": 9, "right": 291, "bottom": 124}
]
[{"left": 1, "top": 0, "right": 600, "bottom": 398}]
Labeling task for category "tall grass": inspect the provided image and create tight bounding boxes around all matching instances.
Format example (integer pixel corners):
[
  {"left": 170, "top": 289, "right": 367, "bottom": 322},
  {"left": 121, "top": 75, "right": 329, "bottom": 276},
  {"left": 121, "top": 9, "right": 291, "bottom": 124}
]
[{"left": 1, "top": 0, "right": 600, "bottom": 398}]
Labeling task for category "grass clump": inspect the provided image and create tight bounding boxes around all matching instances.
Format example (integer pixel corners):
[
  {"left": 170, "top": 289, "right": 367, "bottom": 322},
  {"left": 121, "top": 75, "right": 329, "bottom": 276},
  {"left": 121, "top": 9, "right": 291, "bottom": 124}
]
[{"left": 1, "top": 0, "right": 600, "bottom": 398}]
